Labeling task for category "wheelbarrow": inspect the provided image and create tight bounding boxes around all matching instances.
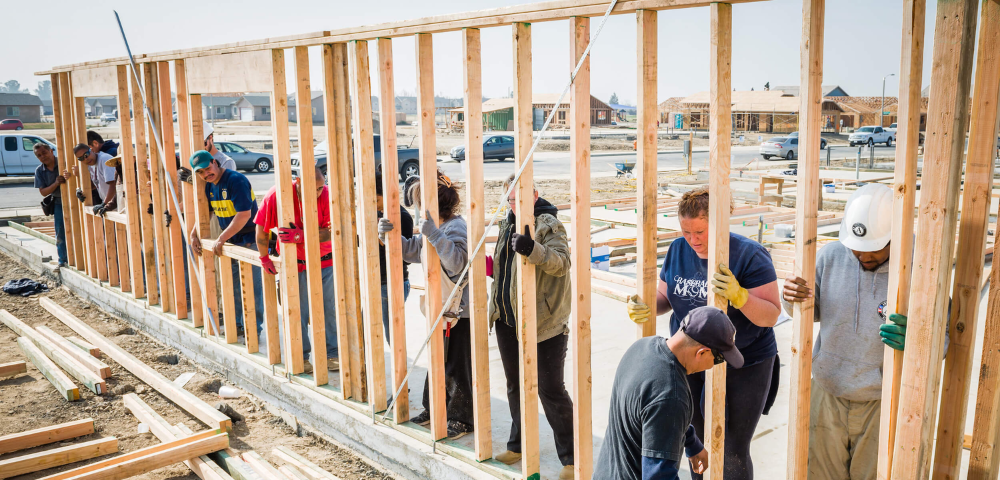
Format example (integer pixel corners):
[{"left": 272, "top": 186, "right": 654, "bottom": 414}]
[{"left": 611, "top": 160, "right": 636, "bottom": 179}]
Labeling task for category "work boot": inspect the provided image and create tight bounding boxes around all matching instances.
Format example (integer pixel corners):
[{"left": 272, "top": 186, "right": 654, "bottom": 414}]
[
  {"left": 301, "top": 362, "right": 314, "bottom": 374},
  {"left": 328, "top": 358, "right": 340, "bottom": 371},
  {"left": 446, "top": 420, "right": 473, "bottom": 440},
  {"left": 559, "top": 465, "right": 574, "bottom": 480},
  {"left": 409, "top": 410, "right": 431, "bottom": 426},
  {"left": 495, "top": 450, "right": 522, "bottom": 465}
]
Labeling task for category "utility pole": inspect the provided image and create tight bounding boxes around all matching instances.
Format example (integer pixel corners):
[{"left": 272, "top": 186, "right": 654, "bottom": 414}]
[{"left": 881, "top": 73, "right": 896, "bottom": 127}]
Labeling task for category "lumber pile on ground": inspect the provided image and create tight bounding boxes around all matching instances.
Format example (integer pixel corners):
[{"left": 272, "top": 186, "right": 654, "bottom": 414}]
[{"left": 0, "top": 419, "right": 118, "bottom": 479}]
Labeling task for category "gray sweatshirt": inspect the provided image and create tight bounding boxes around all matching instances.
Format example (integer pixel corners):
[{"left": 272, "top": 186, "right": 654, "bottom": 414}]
[
  {"left": 400, "top": 215, "right": 470, "bottom": 316},
  {"left": 782, "top": 241, "right": 890, "bottom": 402}
]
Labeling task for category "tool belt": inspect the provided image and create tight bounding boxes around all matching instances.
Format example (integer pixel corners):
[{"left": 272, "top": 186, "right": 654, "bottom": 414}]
[{"left": 297, "top": 253, "right": 333, "bottom": 265}]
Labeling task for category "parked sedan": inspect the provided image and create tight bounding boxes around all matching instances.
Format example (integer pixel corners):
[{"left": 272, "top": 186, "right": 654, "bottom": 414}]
[
  {"left": 216, "top": 142, "right": 274, "bottom": 172},
  {"left": 449, "top": 134, "right": 515, "bottom": 162},
  {"left": 0, "top": 119, "right": 24, "bottom": 131},
  {"left": 758, "top": 135, "right": 826, "bottom": 160}
]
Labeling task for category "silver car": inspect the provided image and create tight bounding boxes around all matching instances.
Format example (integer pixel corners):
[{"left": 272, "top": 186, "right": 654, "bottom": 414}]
[
  {"left": 759, "top": 135, "right": 827, "bottom": 160},
  {"left": 216, "top": 142, "right": 274, "bottom": 172}
]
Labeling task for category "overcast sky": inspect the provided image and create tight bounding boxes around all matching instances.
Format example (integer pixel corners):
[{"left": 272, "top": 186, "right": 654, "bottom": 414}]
[{"left": 5, "top": 0, "right": 945, "bottom": 103}]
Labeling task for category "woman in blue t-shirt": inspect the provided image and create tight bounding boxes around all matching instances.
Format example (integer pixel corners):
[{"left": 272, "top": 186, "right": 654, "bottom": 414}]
[{"left": 627, "top": 186, "right": 781, "bottom": 480}]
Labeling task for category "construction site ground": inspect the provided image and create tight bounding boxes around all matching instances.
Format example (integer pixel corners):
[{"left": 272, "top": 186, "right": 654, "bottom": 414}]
[{"left": 0, "top": 253, "right": 393, "bottom": 480}]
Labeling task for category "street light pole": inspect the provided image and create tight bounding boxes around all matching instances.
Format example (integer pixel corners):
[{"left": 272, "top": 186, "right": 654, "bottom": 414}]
[{"left": 881, "top": 73, "right": 896, "bottom": 127}]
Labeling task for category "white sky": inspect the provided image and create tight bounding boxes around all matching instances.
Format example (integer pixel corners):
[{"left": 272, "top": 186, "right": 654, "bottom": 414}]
[{"left": 5, "top": 0, "right": 946, "bottom": 102}]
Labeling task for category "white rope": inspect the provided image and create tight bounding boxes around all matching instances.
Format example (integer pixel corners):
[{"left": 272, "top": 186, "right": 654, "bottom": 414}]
[{"left": 379, "top": 0, "right": 621, "bottom": 428}]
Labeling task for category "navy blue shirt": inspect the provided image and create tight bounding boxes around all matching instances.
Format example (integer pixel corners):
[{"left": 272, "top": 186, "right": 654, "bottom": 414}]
[
  {"left": 659, "top": 233, "right": 778, "bottom": 366},
  {"left": 204, "top": 169, "right": 257, "bottom": 245}
]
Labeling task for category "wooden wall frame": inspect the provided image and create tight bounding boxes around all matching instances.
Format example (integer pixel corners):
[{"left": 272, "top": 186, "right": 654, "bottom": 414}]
[{"left": 185, "top": 51, "right": 274, "bottom": 94}]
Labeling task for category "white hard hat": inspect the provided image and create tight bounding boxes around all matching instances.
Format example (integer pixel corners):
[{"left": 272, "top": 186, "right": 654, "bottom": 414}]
[
  {"left": 203, "top": 122, "right": 214, "bottom": 141},
  {"left": 839, "top": 183, "right": 893, "bottom": 252}
]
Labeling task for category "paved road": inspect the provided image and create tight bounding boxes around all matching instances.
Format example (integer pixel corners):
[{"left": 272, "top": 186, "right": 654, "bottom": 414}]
[{"left": 0, "top": 144, "right": 896, "bottom": 209}]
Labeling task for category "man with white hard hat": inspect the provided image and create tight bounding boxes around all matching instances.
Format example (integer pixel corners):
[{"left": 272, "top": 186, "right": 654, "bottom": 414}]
[
  {"left": 781, "top": 183, "right": 907, "bottom": 480},
  {"left": 203, "top": 122, "right": 236, "bottom": 172}
]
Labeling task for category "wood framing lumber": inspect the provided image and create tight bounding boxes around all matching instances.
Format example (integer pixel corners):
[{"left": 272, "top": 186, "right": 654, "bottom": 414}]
[
  {"left": 460, "top": 28, "right": 491, "bottom": 459},
  {"left": 189, "top": 97, "right": 220, "bottom": 334},
  {"left": 635, "top": 9, "right": 657, "bottom": 340},
  {"left": 268, "top": 48, "right": 304, "bottom": 376},
  {"left": 889, "top": 0, "right": 978, "bottom": 477},
  {"left": 511, "top": 21, "right": 540, "bottom": 479},
  {"left": 377, "top": 36, "right": 410, "bottom": 424},
  {"left": 36, "top": 326, "right": 112, "bottom": 378},
  {"left": 40, "top": 297, "right": 232, "bottom": 431},
  {"left": 104, "top": 218, "right": 120, "bottom": 287},
  {"left": 278, "top": 465, "right": 311, "bottom": 480},
  {"left": 936, "top": 1, "right": 1000, "bottom": 476},
  {"left": 16, "top": 336, "right": 78, "bottom": 401},
  {"left": 121, "top": 393, "right": 233, "bottom": 480},
  {"left": 321, "top": 43, "right": 355, "bottom": 393},
  {"left": 569, "top": 15, "right": 593, "bottom": 479},
  {"left": 116, "top": 223, "right": 132, "bottom": 294},
  {"left": 217, "top": 257, "right": 239, "bottom": 344},
  {"left": 293, "top": 45, "right": 328, "bottom": 385},
  {"left": 115, "top": 65, "right": 145, "bottom": 299},
  {"left": 143, "top": 62, "right": 170, "bottom": 310},
  {"left": 705, "top": 4, "right": 732, "bottom": 479},
  {"left": 226, "top": 457, "right": 267, "bottom": 480},
  {"left": 158, "top": 61, "right": 188, "bottom": 319},
  {"left": 38, "top": 430, "right": 228, "bottom": 480},
  {"left": 271, "top": 446, "right": 341, "bottom": 480},
  {"left": 66, "top": 336, "right": 100, "bottom": 358},
  {"left": 786, "top": 0, "right": 825, "bottom": 477},
  {"left": 347, "top": 39, "right": 385, "bottom": 410},
  {"left": 131, "top": 67, "right": 158, "bottom": 303},
  {"left": 0, "top": 361, "right": 26, "bottom": 379},
  {"left": 8, "top": 221, "right": 56, "bottom": 245},
  {"left": 0, "top": 418, "right": 94, "bottom": 455},
  {"left": 1, "top": 310, "right": 106, "bottom": 394},
  {"left": 242, "top": 451, "right": 284, "bottom": 480},
  {"left": 58, "top": 73, "right": 83, "bottom": 271},
  {"left": 0, "top": 436, "right": 118, "bottom": 479},
  {"left": 176, "top": 59, "right": 204, "bottom": 327},
  {"left": 50, "top": 74, "right": 74, "bottom": 267},
  {"left": 239, "top": 262, "right": 259, "bottom": 354},
  {"left": 415, "top": 32, "right": 446, "bottom": 439},
  {"left": 185, "top": 51, "right": 273, "bottom": 94}
]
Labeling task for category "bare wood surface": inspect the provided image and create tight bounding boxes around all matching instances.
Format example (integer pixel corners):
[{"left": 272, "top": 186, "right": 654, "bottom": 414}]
[
  {"left": 69, "top": 67, "right": 118, "bottom": 97},
  {"left": 1, "top": 310, "right": 106, "bottom": 395},
  {"left": 158, "top": 61, "right": 188, "bottom": 319},
  {"left": 132, "top": 66, "right": 159, "bottom": 305},
  {"left": 0, "top": 436, "right": 117, "bottom": 479},
  {"left": 705, "top": 4, "right": 732, "bottom": 479},
  {"left": 175, "top": 59, "right": 204, "bottom": 327},
  {"left": 188, "top": 99, "right": 219, "bottom": 333},
  {"left": 0, "top": 361, "right": 27, "bottom": 379},
  {"left": 185, "top": 51, "right": 274, "bottom": 94},
  {"left": 217, "top": 257, "right": 238, "bottom": 344},
  {"left": 239, "top": 261, "right": 260, "bottom": 354},
  {"left": 348, "top": 39, "right": 386, "bottom": 411},
  {"left": 636, "top": 10, "right": 657, "bottom": 340},
  {"left": 890, "top": 0, "right": 978, "bottom": 476},
  {"left": 144, "top": 62, "right": 172, "bottom": 313},
  {"left": 16, "top": 337, "right": 79, "bottom": 401},
  {"left": 0, "top": 418, "right": 94, "bottom": 455},
  {"left": 36, "top": 325, "right": 112, "bottom": 379},
  {"left": 50, "top": 73, "right": 74, "bottom": 268}
]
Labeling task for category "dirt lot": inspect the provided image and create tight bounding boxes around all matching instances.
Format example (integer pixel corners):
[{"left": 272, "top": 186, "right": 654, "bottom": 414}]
[{"left": 0, "top": 253, "right": 393, "bottom": 479}]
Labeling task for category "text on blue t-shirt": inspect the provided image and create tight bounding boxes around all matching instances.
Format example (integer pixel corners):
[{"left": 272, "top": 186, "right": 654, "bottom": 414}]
[{"left": 658, "top": 232, "right": 778, "bottom": 366}]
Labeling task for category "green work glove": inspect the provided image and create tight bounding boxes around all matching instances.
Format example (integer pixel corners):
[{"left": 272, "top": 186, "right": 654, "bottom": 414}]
[{"left": 879, "top": 313, "right": 907, "bottom": 351}]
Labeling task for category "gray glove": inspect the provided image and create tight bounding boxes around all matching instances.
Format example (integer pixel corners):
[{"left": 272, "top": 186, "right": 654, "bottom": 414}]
[
  {"left": 377, "top": 217, "right": 394, "bottom": 244},
  {"left": 76, "top": 188, "right": 86, "bottom": 203},
  {"left": 419, "top": 210, "right": 438, "bottom": 238}
]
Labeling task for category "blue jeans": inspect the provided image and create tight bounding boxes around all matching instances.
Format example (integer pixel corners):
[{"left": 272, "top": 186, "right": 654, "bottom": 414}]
[
  {"left": 231, "top": 242, "right": 264, "bottom": 336},
  {"left": 53, "top": 201, "right": 67, "bottom": 265},
  {"left": 298, "top": 266, "right": 339, "bottom": 361},
  {"left": 380, "top": 280, "right": 410, "bottom": 345}
]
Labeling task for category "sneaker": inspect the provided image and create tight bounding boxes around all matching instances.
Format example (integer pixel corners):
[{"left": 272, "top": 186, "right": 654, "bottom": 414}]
[
  {"left": 559, "top": 465, "right": 574, "bottom": 480},
  {"left": 446, "top": 420, "right": 473, "bottom": 440},
  {"left": 409, "top": 410, "right": 431, "bottom": 426},
  {"left": 495, "top": 450, "right": 522, "bottom": 465}
]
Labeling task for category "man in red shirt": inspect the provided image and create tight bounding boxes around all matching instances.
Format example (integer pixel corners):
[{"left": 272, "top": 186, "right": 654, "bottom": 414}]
[{"left": 254, "top": 165, "right": 338, "bottom": 372}]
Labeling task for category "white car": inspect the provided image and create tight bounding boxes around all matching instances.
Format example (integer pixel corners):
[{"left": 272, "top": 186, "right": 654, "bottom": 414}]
[
  {"left": 100, "top": 113, "right": 116, "bottom": 123},
  {"left": 759, "top": 135, "right": 827, "bottom": 160},
  {"left": 849, "top": 126, "right": 894, "bottom": 147}
]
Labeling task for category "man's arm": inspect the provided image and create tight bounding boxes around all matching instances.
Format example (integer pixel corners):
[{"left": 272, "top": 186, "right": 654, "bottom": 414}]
[
  {"left": 38, "top": 175, "right": 65, "bottom": 197},
  {"left": 255, "top": 224, "right": 270, "bottom": 258},
  {"left": 641, "top": 456, "right": 680, "bottom": 480},
  {"left": 218, "top": 210, "right": 251, "bottom": 244},
  {"left": 525, "top": 217, "right": 571, "bottom": 276},
  {"left": 103, "top": 181, "right": 117, "bottom": 205}
]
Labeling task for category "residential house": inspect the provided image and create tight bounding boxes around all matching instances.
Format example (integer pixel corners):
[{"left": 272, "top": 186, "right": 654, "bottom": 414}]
[
  {"left": 41, "top": 98, "right": 53, "bottom": 116},
  {"left": 773, "top": 85, "right": 851, "bottom": 97},
  {"left": 607, "top": 103, "right": 637, "bottom": 122},
  {"left": 448, "top": 94, "right": 614, "bottom": 132},
  {"left": 86, "top": 96, "right": 118, "bottom": 118},
  {"left": 232, "top": 94, "right": 272, "bottom": 121},
  {"left": 201, "top": 96, "right": 241, "bottom": 120},
  {"left": 679, "top": 90, "right": 843, "bottom": 133},
  {"left": 289, "top": 91, "right": 326, "bottom": 124},
  {"left": 0, "top": 93, "right": 43, "bottom": 123}
]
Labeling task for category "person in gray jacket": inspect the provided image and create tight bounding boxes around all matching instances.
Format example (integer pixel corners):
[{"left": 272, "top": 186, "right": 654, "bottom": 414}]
[
  {"left": 782, "top": 183, "right": 909, "bottom": 480},
  {"left": 377, "top": 169, "right": 474, "bottom": 440},
  {"left": 488, "top": 174, "right": 575, "bottom": 480}
]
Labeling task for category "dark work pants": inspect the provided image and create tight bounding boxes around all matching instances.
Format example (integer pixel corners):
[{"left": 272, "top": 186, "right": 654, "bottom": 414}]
[
  {"left": 495, "top": 320, "right": 575, "bottom": 466},
  {"left": 687, "top": 355, "right": 775, "bottom": 480},
  {"left": 421, "top": 317, "right": 475, "bottom": 426}
]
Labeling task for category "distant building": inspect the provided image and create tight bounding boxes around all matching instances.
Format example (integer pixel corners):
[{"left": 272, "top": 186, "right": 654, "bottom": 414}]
[
  {"left": 232, "top": 95, "right": 272, "bottom": 121},
  {"left": 85, "top": 96, "right": 118, "bottom": 118},
  {"left": 773, "top": 85, "right": 850, "bottom": 97},
  {"left": 679, "top": 90, "right": 843, "bottom": 133},
  {"left": 41, "top": 98, "right": 53, "bottom": 116},
  {"left": 0, "top": 93, "right": 44, "bottom": 123},
  {"left": 201, "top": 96, "right": 242, "bottom": 121},
  {"left": 447, "top": 94, "right": 614, "bottom": 132},
  {"left": 608, "top": 103, "right": 637, "bottom": 122}
]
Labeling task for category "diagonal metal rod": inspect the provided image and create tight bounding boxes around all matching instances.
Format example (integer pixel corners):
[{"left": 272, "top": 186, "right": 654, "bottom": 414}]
[
  {"left": 379, "top": 0, "right": 620, "bottom": 427},
  {"left": 113, "top": 11, "right": 219, "bottom": 337}
]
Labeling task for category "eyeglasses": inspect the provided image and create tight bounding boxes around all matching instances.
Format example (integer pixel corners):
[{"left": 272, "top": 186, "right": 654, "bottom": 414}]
[
  {"left": 711, "top": 348, "right": 726, "bottom": 365},
  {"left": 76, "top": 149, "right": 91, "bottom": 161}
]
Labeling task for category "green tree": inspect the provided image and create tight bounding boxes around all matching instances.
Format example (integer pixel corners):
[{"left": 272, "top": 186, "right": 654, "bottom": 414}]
[
  {"left": 1, "top": 80, "right": 26, "bottom": 94},
  {"left": 34, "top": 80, "right": 52, "bottom": 100},
  {"left": 609, "top": 92, "right": 619, "bottom": 105}
]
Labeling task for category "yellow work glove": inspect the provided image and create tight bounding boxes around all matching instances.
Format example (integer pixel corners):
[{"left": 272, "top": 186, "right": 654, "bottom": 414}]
[
  {"left": 711, "top": 264, "right": 749, "bottom": 309},
  {"left": 626, "top": 295, "right": 651, "bottom": 324}
]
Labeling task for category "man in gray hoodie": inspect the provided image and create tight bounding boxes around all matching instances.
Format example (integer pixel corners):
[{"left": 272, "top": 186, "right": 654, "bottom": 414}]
[{"left": 782, "top": 183, "right": 908, "bottom": 480}]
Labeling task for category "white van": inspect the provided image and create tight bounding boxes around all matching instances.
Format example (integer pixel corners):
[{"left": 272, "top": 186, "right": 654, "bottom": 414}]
[{"left": 0, "top": 133, "right": 57, "bottom": 175}]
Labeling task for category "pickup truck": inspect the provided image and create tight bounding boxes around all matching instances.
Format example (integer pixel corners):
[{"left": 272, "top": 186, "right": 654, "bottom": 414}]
[
  {"left": 0, "top": 133, "right": 56, "bottom": 175},
  {"left": 848, "top": 126, "right": 894, "bottom": 147},
  {"left": 291, "top": 134, "right": 421, "bottom": 181}
]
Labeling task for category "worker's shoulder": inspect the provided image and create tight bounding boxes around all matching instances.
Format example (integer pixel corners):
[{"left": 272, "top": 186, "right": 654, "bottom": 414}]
[{"left": 816, "top": 240, "right": 848, "bottom": 261}]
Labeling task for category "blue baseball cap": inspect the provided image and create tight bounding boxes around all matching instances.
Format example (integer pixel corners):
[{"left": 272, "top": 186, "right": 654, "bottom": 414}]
[{"left": 189, "top": 150, "right": 213, "bottom": 171}]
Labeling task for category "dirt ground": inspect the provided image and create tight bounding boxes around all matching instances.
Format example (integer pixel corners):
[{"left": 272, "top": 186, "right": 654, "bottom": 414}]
[{"left": 0, "top": 253, "right": 393, "bottom": 480}]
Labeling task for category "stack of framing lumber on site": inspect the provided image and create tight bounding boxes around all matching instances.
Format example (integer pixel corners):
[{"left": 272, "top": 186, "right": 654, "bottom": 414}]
[{"left": 0, "top": 419, "right": 120, "bottom": 479}]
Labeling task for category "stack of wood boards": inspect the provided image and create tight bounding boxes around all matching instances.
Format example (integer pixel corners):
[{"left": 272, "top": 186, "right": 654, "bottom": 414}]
[{"left": 0, "top": 418, "right": 118, "bottom": 479}]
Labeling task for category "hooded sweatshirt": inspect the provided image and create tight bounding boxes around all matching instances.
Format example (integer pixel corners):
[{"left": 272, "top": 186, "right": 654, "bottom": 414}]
[
  {"left": 400, "top": 215, "right": 470, "bottom": 316},
  {"left": 782, "top": 241, "right": 890, "bottom": 402}
]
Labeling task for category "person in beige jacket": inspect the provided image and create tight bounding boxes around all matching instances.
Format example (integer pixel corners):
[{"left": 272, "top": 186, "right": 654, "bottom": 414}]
[{"left": 488, "top": 174, "right": 574, "bottom": 480}]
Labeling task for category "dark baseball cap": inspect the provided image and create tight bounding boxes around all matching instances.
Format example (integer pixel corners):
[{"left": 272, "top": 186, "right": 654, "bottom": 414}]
[{"left": 679, "top": 306, "right": 743, "bottom": 368}]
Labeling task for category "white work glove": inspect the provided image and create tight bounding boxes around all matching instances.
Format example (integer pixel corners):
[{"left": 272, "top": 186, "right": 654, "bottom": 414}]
[
  {"left": 419, "top": 210, "right": 439, "bottom": 238},
  {"left": 377, "top": 217, "right": 394, "bottom": 245}
]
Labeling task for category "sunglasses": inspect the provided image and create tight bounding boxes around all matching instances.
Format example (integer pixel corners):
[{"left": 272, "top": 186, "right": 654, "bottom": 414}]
[
  {"left": 711, "top": 348, "right": 726, "bottom": 365},
  {"left": 76, "top": 149, "right": 91, "bottom": 161}
]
